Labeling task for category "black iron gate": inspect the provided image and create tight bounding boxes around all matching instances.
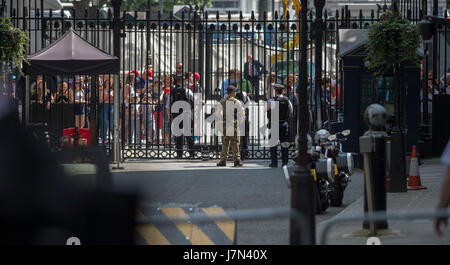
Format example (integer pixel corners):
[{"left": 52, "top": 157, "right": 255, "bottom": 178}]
[{"left": 5, "top": 0, "right": 448, "bottom": 159}]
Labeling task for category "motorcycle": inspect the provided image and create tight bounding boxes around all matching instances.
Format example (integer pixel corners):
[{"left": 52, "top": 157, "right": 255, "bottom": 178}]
[
  {"left": 309, "top": 143, "right": 332, "bottom": 214},
  {"left": 285, "top": 133, "right": 332, "bottom": 214},
  {"left": 320, "top": 129, "right": 354, "bottom": 207}
]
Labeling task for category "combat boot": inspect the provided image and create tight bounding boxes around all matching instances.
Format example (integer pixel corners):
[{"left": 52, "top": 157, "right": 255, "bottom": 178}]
[
  {"left": 217, "top": 160, "right": 226, "bottom": 167},
  {"left": 233, "top": 160, "right": 243, "bottom": 167}
]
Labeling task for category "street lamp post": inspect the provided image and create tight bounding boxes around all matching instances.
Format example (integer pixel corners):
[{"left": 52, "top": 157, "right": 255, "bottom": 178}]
[
  {"left": 314, "top": 0, "right": 325, "bottom": 130},
  {"left": 389, "top": 1, "right": 407, "bottom": 192},
  {"left": 290, "top": 0, "right": 315, "bottom": 245}
]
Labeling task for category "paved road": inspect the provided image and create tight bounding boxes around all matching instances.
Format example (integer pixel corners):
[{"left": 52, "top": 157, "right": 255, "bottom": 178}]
[
  {"left": 63, "top": 159, "right": 364, "bottom": 244},
  {"left": 115, "top": 160, "right": 364, "bottom": 244}
]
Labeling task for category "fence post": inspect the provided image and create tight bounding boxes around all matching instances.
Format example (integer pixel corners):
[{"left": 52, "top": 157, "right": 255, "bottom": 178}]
[
  {"left": 111, "top": 0, "right": 123, "bottom": 169},
  {"left": 112, "top": 0, "right": 122, "bottom": 58},
  {"left": 314, "top": 0, "right": 325, "bottom": 129}
]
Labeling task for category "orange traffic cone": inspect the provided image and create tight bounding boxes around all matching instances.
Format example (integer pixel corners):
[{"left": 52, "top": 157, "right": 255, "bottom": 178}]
[{"left": 407, "top": 146, "right": 427, "bottom": 190}]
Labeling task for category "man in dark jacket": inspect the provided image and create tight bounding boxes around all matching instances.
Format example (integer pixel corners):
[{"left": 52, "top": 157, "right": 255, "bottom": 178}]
[{"left": 244, "top": 55, "right": 264, "bottom": 101}]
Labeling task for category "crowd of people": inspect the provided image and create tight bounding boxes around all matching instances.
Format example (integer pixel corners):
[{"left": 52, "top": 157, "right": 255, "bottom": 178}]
[
  {"left": 22, "top": 53, "right": 343, "bottom": 152},
  {"left": 27, "top": 61, "right": 205, "bottom": 147},
  {"left": 421, "top": 71, "right": 450, "bottom": 123}
]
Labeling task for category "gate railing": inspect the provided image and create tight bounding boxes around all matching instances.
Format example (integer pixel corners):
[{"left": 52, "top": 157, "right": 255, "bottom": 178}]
[{"left": 5, "top": 1, "right": 449, "bottom": 159}]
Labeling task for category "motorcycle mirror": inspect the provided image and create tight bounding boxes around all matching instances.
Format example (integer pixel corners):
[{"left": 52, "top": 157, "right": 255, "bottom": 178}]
[
  {"left": 342, "top": 130, "right": 350, "bottom": 136},
  {"left": 328, "top": 135, "right": 337, "bottom": 141}
]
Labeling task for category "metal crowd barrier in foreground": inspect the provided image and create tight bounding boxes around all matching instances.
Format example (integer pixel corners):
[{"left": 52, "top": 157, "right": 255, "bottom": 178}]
[
  {"left": 137, "top": 207, "right": 450, "bottom": 245},
  {"left": 318, "top": 208, "right": 450, "bottom": 245}
]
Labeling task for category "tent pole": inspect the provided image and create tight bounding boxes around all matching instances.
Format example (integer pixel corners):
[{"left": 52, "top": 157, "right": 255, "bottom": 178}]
[
  {"left": 113, "top": 74, "right": 123, "bottom": 170},
  {"left": 25, "top": 75, "right": 30, "bottom": 126}
]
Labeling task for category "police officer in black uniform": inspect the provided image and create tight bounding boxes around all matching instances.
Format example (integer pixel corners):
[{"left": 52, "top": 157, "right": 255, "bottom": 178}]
[
  {"left": 267, "top": 83, "right": 293, "bottom": 167},
  {"left": 286, "top": 81, "right": 298, "bottom": 143},
  {"left": 171, "top": 74, "right": 194, "bottom": 158}
]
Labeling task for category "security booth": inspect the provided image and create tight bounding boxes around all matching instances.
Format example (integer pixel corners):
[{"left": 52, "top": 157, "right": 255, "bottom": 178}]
[{"left": 338, "top": 29, "right": 421, "bottom": 166}]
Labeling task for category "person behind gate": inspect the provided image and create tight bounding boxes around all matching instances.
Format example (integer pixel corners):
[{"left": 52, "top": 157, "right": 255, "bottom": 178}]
[
  {"left": 266, "top": 83, "right": 293, "bottom": 167},
  {"left": 170, "top": 74, "right": 194, "bottom": 158},
  {"left": 217, "top": 85, "right": 244, "bottom": 167}
]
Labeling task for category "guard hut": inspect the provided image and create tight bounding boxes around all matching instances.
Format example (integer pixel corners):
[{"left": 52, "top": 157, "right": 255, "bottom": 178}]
[{"left": 338, "top": 29, "right": 422, "bottom": 164}]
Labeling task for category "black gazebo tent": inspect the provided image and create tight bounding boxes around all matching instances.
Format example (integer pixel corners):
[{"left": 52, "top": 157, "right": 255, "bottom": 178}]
[
  {"left": 23, "top": 29, "right": 120, "bottom": 162},
  {"left": 24, "top": 29, "right": 119, "bottom": 75}
]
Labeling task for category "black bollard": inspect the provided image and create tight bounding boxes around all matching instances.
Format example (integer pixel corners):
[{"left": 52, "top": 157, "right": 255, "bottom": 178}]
[
  {"left": 289, "top": 164, "right": 316, "bottom": 245},
  {"left": 359, "top": 104, "right": 388, "bottom": 235}
]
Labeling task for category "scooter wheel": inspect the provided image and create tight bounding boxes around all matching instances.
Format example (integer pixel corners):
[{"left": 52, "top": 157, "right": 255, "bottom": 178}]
[
  {"left": 320, "top": 193, "right": 330, "bottom": 212},
  {"left": 330, "top": 178, "right": 344, "bottom": 207},
  {"left": 315, "top": 182, "right": 329, "bottom": 214},
  {"left": 315, "top": 184, "right": 324, "bottom": 214}
]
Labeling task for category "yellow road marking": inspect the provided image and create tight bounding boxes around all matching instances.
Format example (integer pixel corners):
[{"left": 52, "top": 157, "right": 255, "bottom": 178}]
[
  {"left": 136, "top": 211, "right": 171, "bottom": 245},
  {"left": 311, "top": 169, "right": 317, "bottom": 181},
  {"left": 201, "top": 207, "right": 235, "bottom": 242},
  {"left": 160, "top": 207, "right": 214, "bottom": 245}
]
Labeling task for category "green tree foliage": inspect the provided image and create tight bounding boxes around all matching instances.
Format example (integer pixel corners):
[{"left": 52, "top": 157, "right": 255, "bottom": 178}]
[
  {"left": 367, "top": 10, "right": 420, "bottom": 75},
  {"left": 0, "top": 17, "right": 29, "bottom": 70}
]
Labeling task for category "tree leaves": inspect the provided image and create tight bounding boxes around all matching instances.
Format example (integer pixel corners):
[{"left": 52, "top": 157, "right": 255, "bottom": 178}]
[
  {"left": 0, "top": 17, "right": 29, "bottom": 73},
  {"left": 367, "top": 11, "right": 420, "bottom": 75}
]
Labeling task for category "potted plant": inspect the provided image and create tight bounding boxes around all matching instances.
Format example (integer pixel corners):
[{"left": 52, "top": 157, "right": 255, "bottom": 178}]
[
  {"left": 366, "top": 10, "right": 420, "bottom": 75},
  {"left": 0, "top": 17, "right": 28, "bottom": 70}
]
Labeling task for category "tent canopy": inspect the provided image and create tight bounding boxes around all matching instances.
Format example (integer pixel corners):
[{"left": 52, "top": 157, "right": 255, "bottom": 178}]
[{"left": 24, "top": 29, "right": 119, "bottom": 76}]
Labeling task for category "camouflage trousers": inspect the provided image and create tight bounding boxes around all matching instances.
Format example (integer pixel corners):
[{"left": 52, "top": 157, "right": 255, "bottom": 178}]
[{"left": 220, "top": 136, "right": 241, "bottom": 162}]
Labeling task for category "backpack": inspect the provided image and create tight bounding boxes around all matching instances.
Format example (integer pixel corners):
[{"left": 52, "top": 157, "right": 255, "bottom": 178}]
[
  {"left": 171, "top": 85, "right": 187, "bottom": 103},
  {"left": 235, "top": 91, "right": 249, "bottom": 104}
]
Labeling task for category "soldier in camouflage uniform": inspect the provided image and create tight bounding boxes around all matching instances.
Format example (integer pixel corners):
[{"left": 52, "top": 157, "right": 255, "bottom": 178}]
[{"left": 217, "top": 86, "right": 244, "bottom": 167}]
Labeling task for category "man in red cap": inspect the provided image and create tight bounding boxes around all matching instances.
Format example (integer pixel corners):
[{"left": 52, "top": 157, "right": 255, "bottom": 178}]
[{"left": 193, "top": 72, "right": 203, "bottom": 93}]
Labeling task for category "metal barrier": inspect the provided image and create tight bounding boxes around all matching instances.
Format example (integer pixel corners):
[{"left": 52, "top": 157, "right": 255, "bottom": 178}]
[
  {"left": 318, "top": 208, "right": 450, "bottom": 245},
  {"left": 137, "top": 207, "right": 309, "bottom": 245}
]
